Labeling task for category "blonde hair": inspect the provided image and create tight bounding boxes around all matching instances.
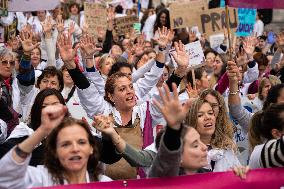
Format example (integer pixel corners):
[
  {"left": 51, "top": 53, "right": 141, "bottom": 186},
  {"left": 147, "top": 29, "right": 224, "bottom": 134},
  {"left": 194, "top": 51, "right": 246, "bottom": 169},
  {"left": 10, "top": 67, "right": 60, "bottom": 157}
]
[{"left": 186, "top": 97, "right": 236, "bottom": 151}]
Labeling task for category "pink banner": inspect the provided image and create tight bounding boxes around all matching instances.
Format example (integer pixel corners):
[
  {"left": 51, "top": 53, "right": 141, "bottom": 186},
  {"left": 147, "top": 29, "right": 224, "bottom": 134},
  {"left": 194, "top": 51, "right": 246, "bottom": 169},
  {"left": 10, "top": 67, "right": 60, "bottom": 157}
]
[
  {"left": 34, "top": 168, "right": 284, "bottom": 189},
  {"left": 228, "top": 0, "right": 284, "bottom": 9}
]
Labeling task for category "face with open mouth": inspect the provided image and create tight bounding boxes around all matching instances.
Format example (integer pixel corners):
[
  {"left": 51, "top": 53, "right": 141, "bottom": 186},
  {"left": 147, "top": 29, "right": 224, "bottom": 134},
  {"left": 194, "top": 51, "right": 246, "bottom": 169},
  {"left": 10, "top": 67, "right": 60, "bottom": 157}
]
[
  {"left": 196, "top": 102, "right": 216, "bottom": 139},
  {"left": 110, "top": 76, "right": 137, "bottom": 110},
  {"left": 56, "top": 124, "right": 93, "bottom": 174}
]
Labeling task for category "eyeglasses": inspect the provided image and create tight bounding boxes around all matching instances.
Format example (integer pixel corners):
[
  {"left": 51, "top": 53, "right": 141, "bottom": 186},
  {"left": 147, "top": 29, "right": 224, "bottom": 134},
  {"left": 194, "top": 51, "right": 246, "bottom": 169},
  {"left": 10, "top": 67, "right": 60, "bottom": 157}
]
[{"left": 1, "top": 60, "right": 15, "bottom": 66}]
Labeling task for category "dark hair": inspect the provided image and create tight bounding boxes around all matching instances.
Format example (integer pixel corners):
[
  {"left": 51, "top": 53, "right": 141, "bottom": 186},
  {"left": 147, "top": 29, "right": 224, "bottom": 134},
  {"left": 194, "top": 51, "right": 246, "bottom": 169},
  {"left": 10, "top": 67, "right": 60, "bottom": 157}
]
[
  {"left": 104, "top": 72, "right": 131, "bottom": 106},
  {"left": 68, "top": 2, "right": 80, "bottom": 13},
  {"left": 248, "top": 111, "right": 264, "bottom": 152},
  {"left": 263, "top": 84, "right": 284, "bottom": 110},
  {"left": 44, "top": 117, "right": 100, "bottom": 183},
  {"left": 260, "top": 103, "right": 284, "bottom": 140},
  {"left": 29, "top": 88, "right": 66, "bottom": 131},
  {"left": 258, "top": 35, "right": 267, "bottom": 41},
  {"left": 108, "top": 62, "right": 133, "bottom": 77},
  {"left": 186, "top": 67, "right": 205, "bottom": 87},
  {"left": 36, "top": 66, "right": 64, "bottom": 92},
  {"left": 115, "top": 5, "right": 124, "bottom": 14},
  {"left": 204, "top": 48, "right": 217, "bottom": 58},
  {"left": 253, "top": 52, "right": 269, "bottom": 67},
  {"left": 153, "top": 8, "right": 170, "bottom": 33}
]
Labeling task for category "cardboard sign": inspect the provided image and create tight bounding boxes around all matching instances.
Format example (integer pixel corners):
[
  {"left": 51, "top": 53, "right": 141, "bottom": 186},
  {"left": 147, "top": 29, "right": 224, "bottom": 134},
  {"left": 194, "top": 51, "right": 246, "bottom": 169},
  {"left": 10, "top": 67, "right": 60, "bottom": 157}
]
[
  {"left": 8, "top": 0, "right": 60, "bottom": 11},
  {"left": 198, "top": 8, "right": 238, "bottom": 36},
  {"left": 84, "top": 2, "right": 107, "bottom": 39},
  {"left": 235, "top": 8, "right": 256, "bottom": 37},
  {"left": 170, "top": 41, "right": 205, "bottom": 69},
  {"left": 114, "top": 15, "right": 139, "bottom": 36},
  {"left": 169, "top": 0, "right": 207, "bottom": 29}
]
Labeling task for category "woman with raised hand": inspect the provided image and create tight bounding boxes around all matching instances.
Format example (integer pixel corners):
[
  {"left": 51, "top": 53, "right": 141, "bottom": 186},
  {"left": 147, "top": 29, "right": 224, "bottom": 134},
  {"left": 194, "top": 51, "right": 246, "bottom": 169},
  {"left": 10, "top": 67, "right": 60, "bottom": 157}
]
[
  {"left": 0, "top": 104, "right": 112, "bottom": 189},
  {"left": 149, "top": 84, "right": 248, "bottom": 179},
  {"left": 57, "top": 27, "right": 174, "bottom": 180}
]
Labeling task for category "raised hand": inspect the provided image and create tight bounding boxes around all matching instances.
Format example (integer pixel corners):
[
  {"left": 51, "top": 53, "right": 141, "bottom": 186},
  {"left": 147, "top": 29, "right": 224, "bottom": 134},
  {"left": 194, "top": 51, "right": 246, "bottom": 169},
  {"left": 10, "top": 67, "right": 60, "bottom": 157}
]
[
  {"left": 134, "top": 36, "right": 145, "bottom": 56},
  {"left": 171, "top": 40, "right": 189, "bottom": 68},
  {"left": 186, "top": 83, "right": 199, "bottom": 98},
  {"left": 227, "top": 61, "right": 240, "bottom": 82},
  {"left": 56, "top": 15, "right": 65, "bottom": 34},
  {"left": 107, "top": 6, "right": 115, "bottom": 30},
  {"left": 68, "top": 21, "right": 75, "bottom": 36},
  {"left": 79, "top": 33, "right": 102, "bottom": 58},
  {"left": 82, "top": 22, "right": 89, "bottom": 34},
  {"left": 153, "top": 83, "right": 192, "bottom": 130},
  {"left": 93, "top": 115, "right": 116, "bottom": 136},
  {"left": 57, "top": 32, "right": 78, "bottom": 68},
  {"left": 41, "top": 16, "right": 53, "bottom": 38},
  {"left": 19, "top": 29, "right": 40, "bottom": 54},
  {"left": 157, "top": 26, "right": 171, "bottom": 49},
  {"left": 243, "top": 36, "right": 257, "bottom": 57},
  {"left": 40, "top": 104, "right": 67, "bottom": 135}
]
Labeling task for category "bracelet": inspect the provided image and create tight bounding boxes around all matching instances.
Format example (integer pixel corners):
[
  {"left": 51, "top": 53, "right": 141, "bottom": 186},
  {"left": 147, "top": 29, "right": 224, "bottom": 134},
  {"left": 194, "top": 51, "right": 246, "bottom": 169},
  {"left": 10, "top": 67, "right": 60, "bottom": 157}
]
[
  {"left": 229, "top": 90, "right": 239, "bottom": 95},
  {"left": 15, "top": 145, "right": 30, "bottom": 159}
]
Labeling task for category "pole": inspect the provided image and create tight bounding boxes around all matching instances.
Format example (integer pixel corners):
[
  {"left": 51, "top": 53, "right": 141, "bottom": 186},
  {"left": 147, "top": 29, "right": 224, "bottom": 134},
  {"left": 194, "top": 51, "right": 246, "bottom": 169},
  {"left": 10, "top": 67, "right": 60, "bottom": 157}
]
[{"left": 225, "top": 1, "right": 233, "bottom": 60}]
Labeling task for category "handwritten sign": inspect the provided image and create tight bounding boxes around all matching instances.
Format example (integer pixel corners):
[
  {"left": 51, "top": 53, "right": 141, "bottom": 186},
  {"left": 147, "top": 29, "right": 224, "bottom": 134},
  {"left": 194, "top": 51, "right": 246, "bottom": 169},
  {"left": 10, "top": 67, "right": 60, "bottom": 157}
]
[
  {"left": 170, "top": 41, "right": 205, "bottom": 68},
  {"left": 84, "top": 2, "right": 107, "bottom": 39},
  {"left": 235, "top": 8, "right": 256, "bottom": 37},
  {"left": 114, "top": 15, "right": 139, "bottom": 36},
  {"left": 169, "top": 0, "right": 207, "bottom": 29},
  {"left": 185, "top": 41, "right": 205, "bottom": 67},
  {"left": 199, "top": 8, "right": 238, "bottom": 36}
]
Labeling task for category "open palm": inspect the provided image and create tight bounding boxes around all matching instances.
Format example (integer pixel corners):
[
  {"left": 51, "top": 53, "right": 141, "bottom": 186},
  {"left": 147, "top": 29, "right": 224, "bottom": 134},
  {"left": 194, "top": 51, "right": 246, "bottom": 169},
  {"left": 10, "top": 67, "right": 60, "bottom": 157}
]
[
  {"left": 57, "top": 33, "right": 77, "bottom": 63},
  {"left": 172, "top": 41, "right": 189, "bottom": 67},
  {"left": 154, "top": 84, "right": 192, "bottom": 130}
]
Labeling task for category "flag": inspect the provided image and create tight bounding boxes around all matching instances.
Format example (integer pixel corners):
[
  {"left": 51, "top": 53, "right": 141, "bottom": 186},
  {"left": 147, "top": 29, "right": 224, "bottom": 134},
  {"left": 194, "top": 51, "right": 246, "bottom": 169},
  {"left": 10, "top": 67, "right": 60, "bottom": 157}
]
[
  {"left": 227, "top": 0, "right": 284, "bottom": 9},
  {"left": 8, "top": 0, "right": 61, "bottom": 12}
]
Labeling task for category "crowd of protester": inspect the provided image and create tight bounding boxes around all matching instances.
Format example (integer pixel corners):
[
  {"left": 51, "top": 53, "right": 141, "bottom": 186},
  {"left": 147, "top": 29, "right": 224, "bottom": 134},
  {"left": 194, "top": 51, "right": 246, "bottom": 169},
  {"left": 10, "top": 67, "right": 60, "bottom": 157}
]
[{"left": 0, "top": 0, "right": 283, "bottom": 188}]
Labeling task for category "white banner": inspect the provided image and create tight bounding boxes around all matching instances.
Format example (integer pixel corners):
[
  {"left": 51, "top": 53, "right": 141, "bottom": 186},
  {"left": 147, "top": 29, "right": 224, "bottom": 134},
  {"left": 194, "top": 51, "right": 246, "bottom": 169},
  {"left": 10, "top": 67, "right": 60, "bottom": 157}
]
[{"left": 8, "top": 0, "right": 61, "bottom": 12}]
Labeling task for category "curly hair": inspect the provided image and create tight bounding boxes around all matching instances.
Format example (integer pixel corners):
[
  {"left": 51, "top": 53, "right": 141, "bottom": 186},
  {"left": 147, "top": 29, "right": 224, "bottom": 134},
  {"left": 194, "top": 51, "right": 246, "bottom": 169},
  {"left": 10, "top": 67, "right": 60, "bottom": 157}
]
[
  {"left": 185, "top": 97, "right": 236, "bottom": 151},
  {"left": 44, "top": 117, "right": 100, "bottom": 184},
  {"left": 104, "top": 72, "right": 132, "bottom": 106}
]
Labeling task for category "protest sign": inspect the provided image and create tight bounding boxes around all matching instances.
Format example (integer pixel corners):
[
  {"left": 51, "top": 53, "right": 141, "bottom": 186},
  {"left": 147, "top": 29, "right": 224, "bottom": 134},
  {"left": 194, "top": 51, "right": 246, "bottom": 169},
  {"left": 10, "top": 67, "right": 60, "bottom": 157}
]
[
  {"left": 198, "top": 8, "right": 238, "bottom": 36},
  {"left": 209, "top": 33, "right": 225, "bottom": 48},
  {"left": 34, "top": 168, "right": 284, "bottom": 189},
  {"left": 170, "top": 41, "right": 205, "bottom": 68},
  {"left": 84, "top": 2, "right": 107, "bottom": 39},
  {"left": 235, "top": 8, "right": 256, "bottom": 37},
  {"left": 114, "top": 15, "right": 139, "bottom": 36},
  {"left": 169, "top": 0, "right": 207, "bottom": 29},
  {"left": 8, "top": 0, "right": 60, "bottom": 11},
  {"left": 227, "top": 0, "right": 284, "bottom": 9}
]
